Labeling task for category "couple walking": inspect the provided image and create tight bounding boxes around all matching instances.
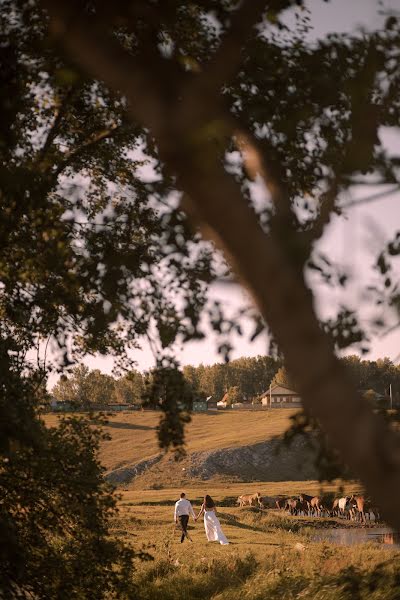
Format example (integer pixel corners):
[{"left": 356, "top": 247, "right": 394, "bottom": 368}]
[{"left": 174, "top": 492, "right": 229, "bottom": 545}]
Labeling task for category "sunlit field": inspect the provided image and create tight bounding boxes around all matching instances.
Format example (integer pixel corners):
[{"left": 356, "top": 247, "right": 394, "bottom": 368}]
[
  {"left": 44, "top": 409, "right": 297, "bottom": 473},
  {"left": 43, "top": 410, "right": 400, "bottom": 598},
  {"left": 113, "top": 488, "right": 400, "bottom": 600}
]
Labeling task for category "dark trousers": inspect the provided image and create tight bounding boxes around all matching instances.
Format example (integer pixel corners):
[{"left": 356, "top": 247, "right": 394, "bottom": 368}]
[{"left": 178, "top": 514, "right": 189, "bottom": 543}]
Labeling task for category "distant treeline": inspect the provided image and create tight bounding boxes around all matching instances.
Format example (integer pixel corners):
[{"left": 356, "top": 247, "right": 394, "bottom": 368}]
[
  {"left": 184, "top": 354, "right": 400, "bottom": 404},
  {"left": 51, "top": 355, "right": 400, "bottom": 408}
]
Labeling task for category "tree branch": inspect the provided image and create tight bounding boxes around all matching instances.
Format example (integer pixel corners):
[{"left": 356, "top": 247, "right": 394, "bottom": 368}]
[
  {"left": 304, "top": 180, "right": 338, "bottom": 244},
  {"left": 343, "top": 184, "right": 400, "bottom": 209},
  {"left": 36, "top": 86, "right": 75, "bottom": 167},
  {"left": 195, "top": 0, "right": 268, "bottom": 96},
  {"left": 172, "top": 136, "right": 400, "bottom": 530},
  {"left": 54, "top": 123, "right": 121, "bottom": 176},
  {"left": 232, "top": 126, "right": 293, "bottom": 221},
  {"left": 195, "top": 0, "right": 295, "bottom": 98},
  {"left": 41, "top": 1, "right": 167, "bottom": 135}
]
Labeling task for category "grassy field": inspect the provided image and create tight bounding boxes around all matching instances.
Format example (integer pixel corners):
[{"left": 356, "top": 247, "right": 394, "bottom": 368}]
[
  {"left": 116, "top": 481, "right": 363, "bottom": 556},
  {"left": 113, "top": 487, "right": 400, "bottom": 600},
  {"left": 44, "top": 409, "right": 297, "bottom": 473},
  {"left": 44, "top": 411, "right": 400, "bottom": 597}
]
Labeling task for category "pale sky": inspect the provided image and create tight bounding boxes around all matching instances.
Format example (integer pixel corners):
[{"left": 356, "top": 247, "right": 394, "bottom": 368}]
[{"left": 48, "top": 0, "right": 400, "bottom": 387}]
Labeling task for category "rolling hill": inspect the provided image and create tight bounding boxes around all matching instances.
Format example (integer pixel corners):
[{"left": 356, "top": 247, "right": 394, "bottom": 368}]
[{"left": 44, "top": 409, "right": 317, "bottom": 487}]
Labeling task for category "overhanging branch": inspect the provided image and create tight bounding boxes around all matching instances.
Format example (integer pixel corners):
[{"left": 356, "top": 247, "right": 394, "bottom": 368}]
[{"left": 54, "top": 123, "right": 121, "bottom": 176}]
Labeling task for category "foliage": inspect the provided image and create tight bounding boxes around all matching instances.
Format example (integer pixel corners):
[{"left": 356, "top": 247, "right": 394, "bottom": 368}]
[
  {"left": 183, "top": 355, "right": 281, "bottom": 401},
  {"left": 222, "top": 385, "right": 242, "bottom": 406},
  {"left": 52, "top": 365, "right": 111, "bottom": 408},
  {"left": 0, "top": 0, "right": 217, "bottom": 440},
  {"left": 182, "top": 355, "right": 400, "bottom": 404},
  {"left": 271, "top": 366, "right": 295, "bottom": 390},
  {"left": 114, "top": 370, "right": 145, "bottom": 406},
  {"left": 0, "top": 397, "right": 139, "bottom": 598},
  {"left": 342, "top": 355, "right": 400, "bottom": 397},
  {"left": 0, "top": 0, "right": 223, "bottom": 591},
  {"left": 142, "top": 366, "right": 193, "bottom": 458}
]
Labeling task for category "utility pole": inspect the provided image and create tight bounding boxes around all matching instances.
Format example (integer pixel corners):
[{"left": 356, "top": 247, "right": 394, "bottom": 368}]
[
  {"left": 390, "top": 383, "right": 393, "bottom": 410},
  {"left": 269, "top": 382, "right": 272, "bottom": 409}
]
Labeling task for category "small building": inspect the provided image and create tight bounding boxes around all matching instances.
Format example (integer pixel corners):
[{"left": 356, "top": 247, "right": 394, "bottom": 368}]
[
  {"left": 207, "top": 398, "right": 218, "bottom": 411},
  {"left": 50, "top": 399, "right": 76, "bottom": 412},
  {"left": 261, "top": 384, "right": 302, "bottom": 408},
  {"left": 193, "top": 399, "right": 208, "bottom": 412},
  {"left": 231, "top": 402, "right": 254, "bottom": 409},
  {"left": 107, "top": 402, "right": 132, "bottom": 412}
]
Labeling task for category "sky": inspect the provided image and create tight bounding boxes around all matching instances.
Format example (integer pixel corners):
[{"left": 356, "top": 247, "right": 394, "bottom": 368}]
[{"left": 48, "top": 0, "right": 400, "bottom": 386}]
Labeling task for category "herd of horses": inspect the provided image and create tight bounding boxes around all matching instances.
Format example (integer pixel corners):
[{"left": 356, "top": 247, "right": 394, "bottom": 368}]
[{"left": 236, "top": 492, "right": 381, "bottom": 524}]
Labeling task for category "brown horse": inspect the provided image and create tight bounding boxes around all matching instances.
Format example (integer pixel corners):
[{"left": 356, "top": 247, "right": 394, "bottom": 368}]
[{"left": 237, "top": 492, "right": 261, "bottom": 507}]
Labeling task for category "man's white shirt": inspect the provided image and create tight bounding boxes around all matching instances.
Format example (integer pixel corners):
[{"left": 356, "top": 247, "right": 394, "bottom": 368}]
[{"left": 174, "top": 498, "right": 195, "bottom": 520}]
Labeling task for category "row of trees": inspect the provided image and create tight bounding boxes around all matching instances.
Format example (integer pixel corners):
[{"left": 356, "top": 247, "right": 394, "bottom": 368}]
[
  {"left": 183, "top": 355, "right": 282, "bottom": 402},
  {"left": 51, "top": 355, "right": 400, "bottom": 408},
  {"left": 186, "top": 355, "right": 400, "bottom": 404},
  {"left": 51, "top": 365, "right": 145, "bottom": 408}
]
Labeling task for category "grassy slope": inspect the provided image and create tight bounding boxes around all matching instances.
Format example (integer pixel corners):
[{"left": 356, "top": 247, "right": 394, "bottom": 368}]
[{"left": 44, "top": 409, "right": 297, "bottom": 472}]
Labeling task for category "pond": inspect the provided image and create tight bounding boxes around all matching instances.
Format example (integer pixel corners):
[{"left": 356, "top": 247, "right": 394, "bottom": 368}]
[{"left": 313, "top": 527, "right": 400, "bottom": 547}]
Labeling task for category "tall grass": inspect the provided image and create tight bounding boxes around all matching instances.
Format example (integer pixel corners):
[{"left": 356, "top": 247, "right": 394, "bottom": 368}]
[
  {"left": 133, "top": 546, "right": 400, "bottom": 600},
  {"left": 111, "top": 497, "right": 400, "bottom": 599}
]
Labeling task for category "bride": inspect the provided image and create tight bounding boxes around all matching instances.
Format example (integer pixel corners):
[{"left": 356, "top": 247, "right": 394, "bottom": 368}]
[{"left": 196, "top": 494, "right": 229, "bottom": 545}]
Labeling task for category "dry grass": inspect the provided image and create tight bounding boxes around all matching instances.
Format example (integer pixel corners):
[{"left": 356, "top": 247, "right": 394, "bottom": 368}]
[
  {"left": 44, "top": 412, "right": 399, "bottom": 597},
  {"left": 113, "top": 483, "right": 371, "bottom": 564},
  {"left": 111, "top": 488, "right": 400, "bottom": 600},
  {"left": 44, "top": 409, "right": 297, "bottom": 473},
  {"left": 118, "top": 480, "right": 360, "bottom": 503}
]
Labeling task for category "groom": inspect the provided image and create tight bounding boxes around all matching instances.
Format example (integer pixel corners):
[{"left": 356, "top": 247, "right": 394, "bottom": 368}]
[{"left": 174, "top": 492, "right": 196, "bottom": 543}]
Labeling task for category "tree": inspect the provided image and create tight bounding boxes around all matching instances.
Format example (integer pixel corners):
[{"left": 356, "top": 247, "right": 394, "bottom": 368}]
[
  {"left": 86, "top": 370, "right": 116, "bottom": 406},
  {"left": 2, "top": 3, "right": 400, "bottom": 593},
  {"left": 271, "top": 366, "right": 295, "bottom": 390},
  {"left": 52, "top": 364, "right": 91, "bottom": 407},
  {"left": 52, "top": 366, "right": 115, "bottom": 407},
  {"left": 38, "top": 0, "right": 400, "bottom": 531},
  {"left": 142, "top": 367, "right": 193, "bottom": 457},
  {"left": 0, "top": 373, "right": 137, "bottom": 598},
  {"left": 183, "top": 355, "right": 281, "bottom": 401},
  {"left": 0, "top": 0, "right": 195, "bottom": 591},
  {"left": 113, "top": 370, "right": 144, "bottom": 405},
  {"left": 223, "top": 386, "right": 242, "bottom": 406}
]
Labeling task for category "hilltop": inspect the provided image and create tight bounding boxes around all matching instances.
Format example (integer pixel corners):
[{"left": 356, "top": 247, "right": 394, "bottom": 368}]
[{"left": 44, "top": 409, "right": 317, "bottom": 487}]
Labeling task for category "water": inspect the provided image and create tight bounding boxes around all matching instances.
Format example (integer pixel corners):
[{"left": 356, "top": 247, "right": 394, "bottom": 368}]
[{"left": 313, "top": 527, "right": 400, "bottom": 547}]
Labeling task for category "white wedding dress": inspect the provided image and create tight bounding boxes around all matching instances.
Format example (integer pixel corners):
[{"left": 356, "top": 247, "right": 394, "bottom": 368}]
[{"left": 204, "top": 509, "right": 229, "bottom": 545}]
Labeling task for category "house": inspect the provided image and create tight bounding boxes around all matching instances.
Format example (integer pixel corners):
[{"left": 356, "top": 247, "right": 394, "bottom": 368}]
[
  {"left": 261, "top": 384, "right": 302, "bottom": 408},
  {"left": 193, "top": 399, "right": 208, "bottom": 412},
  {"left": 207, "top": 397, "right": 218, "bottom": 410}
]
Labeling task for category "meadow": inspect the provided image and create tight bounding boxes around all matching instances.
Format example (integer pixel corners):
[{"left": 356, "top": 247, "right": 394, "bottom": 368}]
[
  {"left": 113, "top": 489, "right": 400, "bottom": 600},
  {"left": 44, "top": 410, "right": 400, "bottom": 598},
  {"left": 45, "top": 408, "right": 296, "bottom": 473}
]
